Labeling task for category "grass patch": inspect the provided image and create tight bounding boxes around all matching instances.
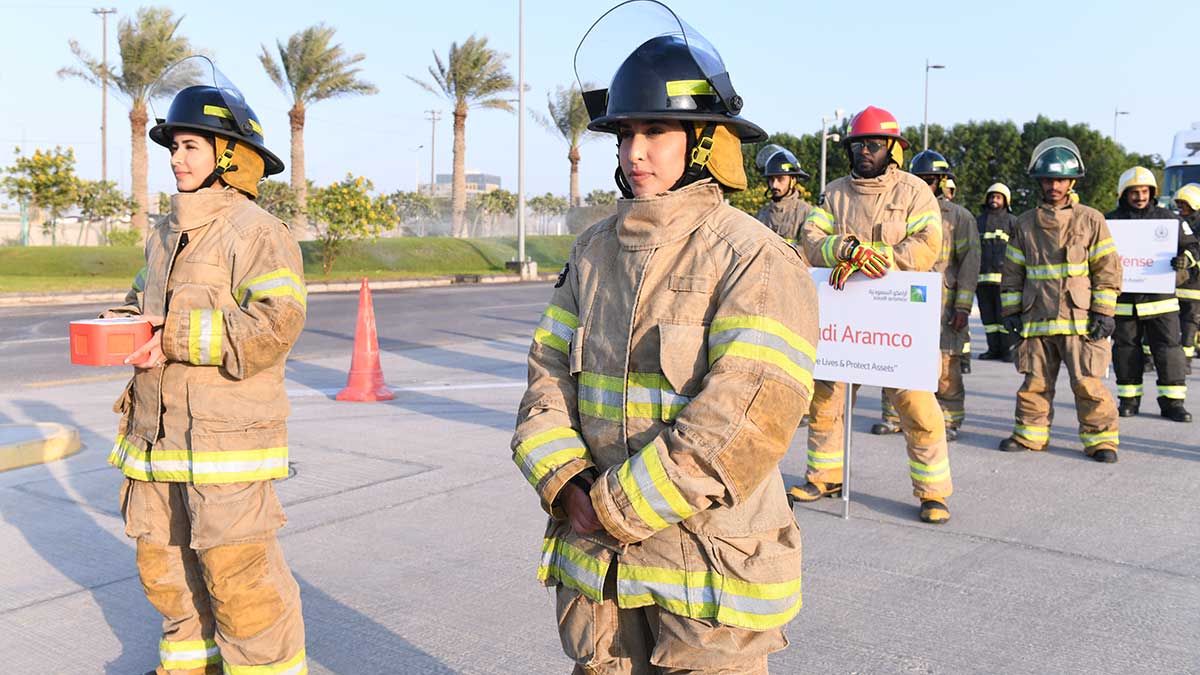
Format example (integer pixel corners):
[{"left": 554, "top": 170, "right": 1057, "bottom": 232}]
[{"left": 0, "top": 235, "right": 574, "bottom": 293}]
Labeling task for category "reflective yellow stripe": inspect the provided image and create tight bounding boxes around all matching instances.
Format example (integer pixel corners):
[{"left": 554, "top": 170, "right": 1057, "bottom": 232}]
[
  {"left": 617, "top": 563, "right": 802, "bottom": 630},
  {"left": 1116, "top": 384, "right": 1143, "bottom": 397},
  {"left": 132, "top": 266, "right": 148, "bottom": 292},
  {"left": 1178, "top": 288, "right": 1200, "bottom": 300},
  {"left": 578, "top": 371, "right": 624, "bottom": 422},
  {"left": 108, "top": 435, "right": 289, "bottom": 483},
  {"left": 222, "top": 648, "right": 306, "bottom": 675},
  {"left": 1014, "top": 424, "right": 1049, "bottom": 442},
  {"left": 202, "top": 104, "right": 265, "bottom": 135},
  {"left": 1092, "top": 289, "right": 1118, "bottom": 309},
  {"left": 905, "top": 210, "right": 938, "bottom": 236},
  {"left": 616, "top": 442, "right": 696, "bottom": 533},
  {"left": 1080, "top": 430, "right": 1118, "bottom": 448},
  {"left": 513, "top": 426, "right": 590, "bottom": 487},
  {"left": 626, "top": 372, "right": 691, "bottom": 421},
  {"left": 533, "top": 304, "right": 578, "bottom": 354},
  {"left": 982, "top": 231, "right": 1010, "bottom": 242},
  {"left": 235, "top": 268, "right": 307, "bottom": 308},
  {"left": 1025, "top": 262, "right": 1088, "bottom": 279},
  {"left": 909, "top": 457, "right": 951, "bottom": 483},
  {"left": 1158, "top": 385, "right": 1187, "bottom": 400},
  {"left": 1021, "top": 319, "right": 1089, "bottom": 337},
  {"left": 160, "top": 638, "right": 220, "bottom": 670},
  {"left": 819, "top": 236, "right": 840, "bottom": 265},
  {"left": 537, "top": 537, "right": 610, "bottom": 602},
  {"left": 807, "top": 449, "right": 843, "bottom": 468},
  {"left": 954, "top": 289, "right": 974, "bottom": 305},
  {"left": 978, "top": 273, "right": 1002, "bottom": 283},
  {"left": 806, "top": 208, "right": 836, "bottom": 235},
  {"left": 1001, "top": 292, "right": 1022, "bottom": 309},
  {"left": 1135, "top": 298, "right": 1180, "bottom": 316},
  {"left": 1005, "top": 245, "right": 1026, "bottom": 265},
  {"left": 665, "top": 80, "right": 716, "bottom": 97},
  {"left": 187, "top": 309, "right": 223, "bottom": 366},
  {"left": 708, "top": 315, "right": 815, "bottom": 393},
  {"left": 1088, "top": 238, "right": 1116, "bottom": 263}
]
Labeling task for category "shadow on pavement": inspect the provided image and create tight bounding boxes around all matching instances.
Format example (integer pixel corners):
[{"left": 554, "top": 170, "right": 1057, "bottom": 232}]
[
  {"left": 6, "top": 399, "right": 153, "bottom": 675},
  {"left": 297, "top": 575, "right": 457, "bottom": 675},
  {"left": 301, "top": 327, "right": 523, "bottom": 379}
]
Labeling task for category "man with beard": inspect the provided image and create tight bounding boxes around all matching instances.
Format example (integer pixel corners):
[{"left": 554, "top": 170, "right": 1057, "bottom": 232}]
[{"left": 755, "top": 144, "right": 812, "bottom": 250}]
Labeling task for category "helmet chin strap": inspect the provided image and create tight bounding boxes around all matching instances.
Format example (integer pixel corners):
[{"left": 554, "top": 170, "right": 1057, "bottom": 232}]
[{"left": 196, "top": 139, "right": 239, "bottom": 191}]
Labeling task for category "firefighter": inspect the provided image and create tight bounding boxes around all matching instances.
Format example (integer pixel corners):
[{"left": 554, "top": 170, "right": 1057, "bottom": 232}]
[
  {"left": 913, "top": 150, "right": 980, "bottom": 439},
  {"left": 1106, "top": 167, "right": 1196, "bottom": 422},
  {"left": 755, "top": 144, "right": 812, "bottom": 247},
  {"left": 103, "top": 56, "right": 307, "bottom": 675},
  {"left": 790, "top": 105, "right": 952, "bottom": 524},
  {"left": 1174, "top": 183, "right": 1200, "bottom": 360},
  {"left": 514, "top": 4, "right": 816, "bottom": 670},
  {"left": 941, "top": 177, "right": 973, "bottom": 372},
  {"left": 977, "top": 183, "right": 1019, "bottom": 360},
  {"left": 998, "top": 137, "right": 1122, "bottom": 461}
]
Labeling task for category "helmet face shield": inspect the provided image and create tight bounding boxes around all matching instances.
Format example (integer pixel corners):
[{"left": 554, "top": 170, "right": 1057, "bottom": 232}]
[
  {"left": 1028, "top": 137, "right": 1085, "bottom": 178},
  {"left": 149, "top": 55, "right": 284, "bottom": 176},
  {"left": 755, "top": 144, "right": 808, "bottom": 178},
  {"left": 574, "top": 0, "right": 764, "bottom": 141}
]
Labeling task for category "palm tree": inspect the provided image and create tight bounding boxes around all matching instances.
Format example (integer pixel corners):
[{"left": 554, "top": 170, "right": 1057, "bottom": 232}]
[
  {"left": 408, "top": 35, "right": 515, "bottom": 238},
  {"left": 59, "top": 7, "right": 196, "bottom": 239},
  {"left": 534, "top": 84, "right": 594, "bottom": 207},
  {"left": 260, "top": 23, "right": 378, "bottom": 231}
]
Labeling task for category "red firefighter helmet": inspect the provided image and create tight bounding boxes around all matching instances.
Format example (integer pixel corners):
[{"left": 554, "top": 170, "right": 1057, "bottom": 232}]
[{"left": 844, "top": 105, "right": 910, "bottom": 149}]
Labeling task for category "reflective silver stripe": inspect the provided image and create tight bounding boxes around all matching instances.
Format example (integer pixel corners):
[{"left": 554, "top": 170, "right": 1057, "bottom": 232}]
[
  {"left": 537, "top": 312, "right": 574, "bottom": 342},
  {"left": 626, "top": 385, "right": 691, "bottom": 408},
  {"left": 240, "top": 275, "right": 304, "bottom": 306},
  {"left": 579, "top": 384, "right": 623, "bottom": 408},
  {"left": 517, "top": 435, "right": 587, "bottom": 483},
  {"left": 707, "top": 327, "right": 816, "bottom": 373},
  {"left": 197, "top": 311, "right": 214, "bottom": 364}
]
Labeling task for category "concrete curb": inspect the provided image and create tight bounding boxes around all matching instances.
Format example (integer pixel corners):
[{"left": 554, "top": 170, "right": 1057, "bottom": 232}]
[
  {"left": 0, "top": 423, "right": 82, "bottom": 472},
  {"left": 0, "top": 272, "right": 559, "bottom": 307}
]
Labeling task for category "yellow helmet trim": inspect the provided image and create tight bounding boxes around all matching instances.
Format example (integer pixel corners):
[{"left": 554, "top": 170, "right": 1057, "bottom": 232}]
[
  {"left": 666, "top": 80, "right": 716, "bottom": 97},
  {"left": 203, "top": 105, "right": 264, "bottom": 136}
]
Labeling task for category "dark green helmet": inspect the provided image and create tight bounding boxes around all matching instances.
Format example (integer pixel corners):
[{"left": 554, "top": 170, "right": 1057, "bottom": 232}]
[
  {"left": 1028, "top": 137, "right": 1085, "bottom": 179},
  {"left": 756, "top": 144, "right": 809, "bottom": 179},
  {"left": 149, "top": 85, "right": 284, "bottom": 177},
  {"left": 909, "top": 149, "right": 953, "bottom": 178}
]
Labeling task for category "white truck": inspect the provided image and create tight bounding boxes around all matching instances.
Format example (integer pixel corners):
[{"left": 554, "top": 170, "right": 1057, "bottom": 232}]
[{"left": 1164, "top": 123, "right": 1200, "bottom": 206}]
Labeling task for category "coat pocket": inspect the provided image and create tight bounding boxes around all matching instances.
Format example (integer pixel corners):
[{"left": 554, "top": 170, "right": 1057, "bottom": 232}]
[
  {"left": 879, "top": 206, "right": 908, "bottom": 246},
  {"left": 1080, "top": 337, "right": 1110, "bottom": 378},
  {"left": 658, "top": 322, "right": 708, "bottom": 397},
  {"left": 569, "top": 327, "right": 584, "bottom": 376},
  {"left": 698, "top": 521, "right": 804, "bottom": 630}
]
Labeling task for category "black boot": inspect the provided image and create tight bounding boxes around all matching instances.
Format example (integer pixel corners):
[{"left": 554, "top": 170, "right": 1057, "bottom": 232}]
[
  {"left": 960, "top": 357, "right": 971, "bottom": 374},
  {"left": 870, "top": 420, "right": 903, "bottom": 435},
  {"left": 1159, "top": 398, "right": 1193, "bottom": 423},
  {"left": 1092, "top": 449, "right": 1118, "bottom": 463},
  {"left": 1118, "top": 397, "right": 1140, "bottom": 417},
  {"left": 998, "top": 437, "right": 1028, "bottom": 452},
  {"left": 979, "top": 349, "right": 1002, "bottom": 360}
]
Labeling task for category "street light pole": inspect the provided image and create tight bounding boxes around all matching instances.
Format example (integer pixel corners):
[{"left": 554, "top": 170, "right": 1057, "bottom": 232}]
[
  {"left": 923, "top": 59, "right": 945, "bottom": 150},
  {"left": 516, "top": 0, "right": 528, "bottom": 278},
  {"left": 93, "top": 7, "right": 116, "bottom": 184},
  {"left": 1113, "top": 107, "right": 1130, "bottom": 143},
  {"left": 819, "top": 108, "right": 844, "bottom": 200}
]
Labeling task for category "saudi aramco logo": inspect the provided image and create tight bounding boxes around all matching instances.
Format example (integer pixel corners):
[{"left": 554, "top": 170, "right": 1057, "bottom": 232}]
[{"left": 910, "top": 285, "right": 927, "bottom": 303}]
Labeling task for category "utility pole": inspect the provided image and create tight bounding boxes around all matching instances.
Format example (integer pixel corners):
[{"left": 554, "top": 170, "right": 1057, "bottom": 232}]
[
  {"left": 93, "top": 7, "right": 116, "bottom": 184},
  {"left": 923, "top": 58, "right": 945, "bottom": 150},
  {"left": 516, "top": 0, "right": 529, "bottom": 278},
  {"left": 1113, "top": 107, "right": 1130, "bottom": 143},
  {"left": 424, "top": 110, "right": 441, "bottom": 196},
  {"left": 820, "top": 108, "right": 844, "bottom": 201}
]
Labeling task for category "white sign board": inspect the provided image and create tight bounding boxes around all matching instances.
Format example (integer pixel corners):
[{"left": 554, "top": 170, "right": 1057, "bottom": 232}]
[
  {"left": 810, "top": 269, "right": 943, "bottom": 392},
  {"left": 1106, "top": 219, "right": 1177, "bottom": 294}
]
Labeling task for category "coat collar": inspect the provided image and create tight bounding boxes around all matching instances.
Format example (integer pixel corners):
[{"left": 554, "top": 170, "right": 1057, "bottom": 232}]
[
  {"left": 616, "top": 181, "right": 724, "bottom": 250},
  {"left": 168, "top": 187, "right": 244, "bottom": 232},
  {"left": 846, "top": 164, "right": 900, "bottom": 195}
]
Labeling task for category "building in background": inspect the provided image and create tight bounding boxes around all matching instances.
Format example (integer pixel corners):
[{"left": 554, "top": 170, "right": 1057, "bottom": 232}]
[{"left": 420, "top": 170, "right": 501, "bottom": 198}]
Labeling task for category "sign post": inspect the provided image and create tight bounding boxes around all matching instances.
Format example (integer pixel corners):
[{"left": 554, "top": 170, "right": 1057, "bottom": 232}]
[
  {"left": 1106, "top": 219, "right": 1178, "bottom": 294},
  {"left": 809, "top": 268, "right": 943, "bottom": 518}
]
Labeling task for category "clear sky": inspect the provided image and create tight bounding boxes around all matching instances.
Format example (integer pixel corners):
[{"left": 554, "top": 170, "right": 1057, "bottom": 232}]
[{"left": 0, "top": 0, "right": 1195, "bottom": 203}]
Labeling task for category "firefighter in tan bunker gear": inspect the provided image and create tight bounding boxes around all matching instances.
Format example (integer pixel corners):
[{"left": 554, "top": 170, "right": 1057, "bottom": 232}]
[
  {"left": 754, "top": 144, "right": 813, "bottom": 248},
  {"left": 998, "top": 138, "right": 1122, "bottom": 462},
  {"left": 514, "top": 8, "right": 816, "bottom": 672},
  {"left": 789, "top": 105, "right": 953, "bottom": 525},
  {"left": 105, "top": 58, "right": 307, "bottom": 675}
]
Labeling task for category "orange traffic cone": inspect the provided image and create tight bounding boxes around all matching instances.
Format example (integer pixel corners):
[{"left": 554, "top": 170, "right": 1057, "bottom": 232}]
[{"left": 336, "top": 278, "right": 394, "bottom": 402}]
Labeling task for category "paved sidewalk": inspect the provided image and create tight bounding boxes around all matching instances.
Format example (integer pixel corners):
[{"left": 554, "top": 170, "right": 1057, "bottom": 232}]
[{"left": 0, "top": 301, "right": 1196, "bottom": 673}]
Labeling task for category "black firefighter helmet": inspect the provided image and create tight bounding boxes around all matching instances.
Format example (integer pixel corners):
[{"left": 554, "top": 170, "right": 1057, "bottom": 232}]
[
  {"left": 756, "top": 144, "right": 810, "bottom": 179},
  {"left": 575, "top": 1, "right": 766, "bottom": 142},
  {"left": 909, "top": 149, "right": 953, "bottom": 178},
  {"left": 149, "top": 85, "right": 285, "bottom": 177}
]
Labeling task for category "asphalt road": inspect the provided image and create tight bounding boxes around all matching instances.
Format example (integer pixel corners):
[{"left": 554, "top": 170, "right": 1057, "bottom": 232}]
[{"left": 0, "top": 282, "right": 1197, "bottom": 674}]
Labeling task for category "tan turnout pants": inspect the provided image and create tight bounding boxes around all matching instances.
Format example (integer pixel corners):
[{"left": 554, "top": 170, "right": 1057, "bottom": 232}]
[
  {"left": 807, "top": 380, "right": 952, "bottom": 500},
  {"left": 120, "top": 478, "right": 307, "bottom": 675},
  {"left": 936, "top": 352, "right": 965, "bottom": 429},
  {"left": 555, "top": 566, "right": 786, "bottom": 674},
  {"left": 1011, "top": 335, "right": 1119, "bottom": 455}
]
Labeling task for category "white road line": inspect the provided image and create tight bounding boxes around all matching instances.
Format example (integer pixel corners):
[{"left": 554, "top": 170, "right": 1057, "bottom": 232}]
[
  {"left": 6, "top": 337, "right": 71, "bottom": 345},
  {"left": 286, "top": 380, "right": 526, "bottom": 398}
]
